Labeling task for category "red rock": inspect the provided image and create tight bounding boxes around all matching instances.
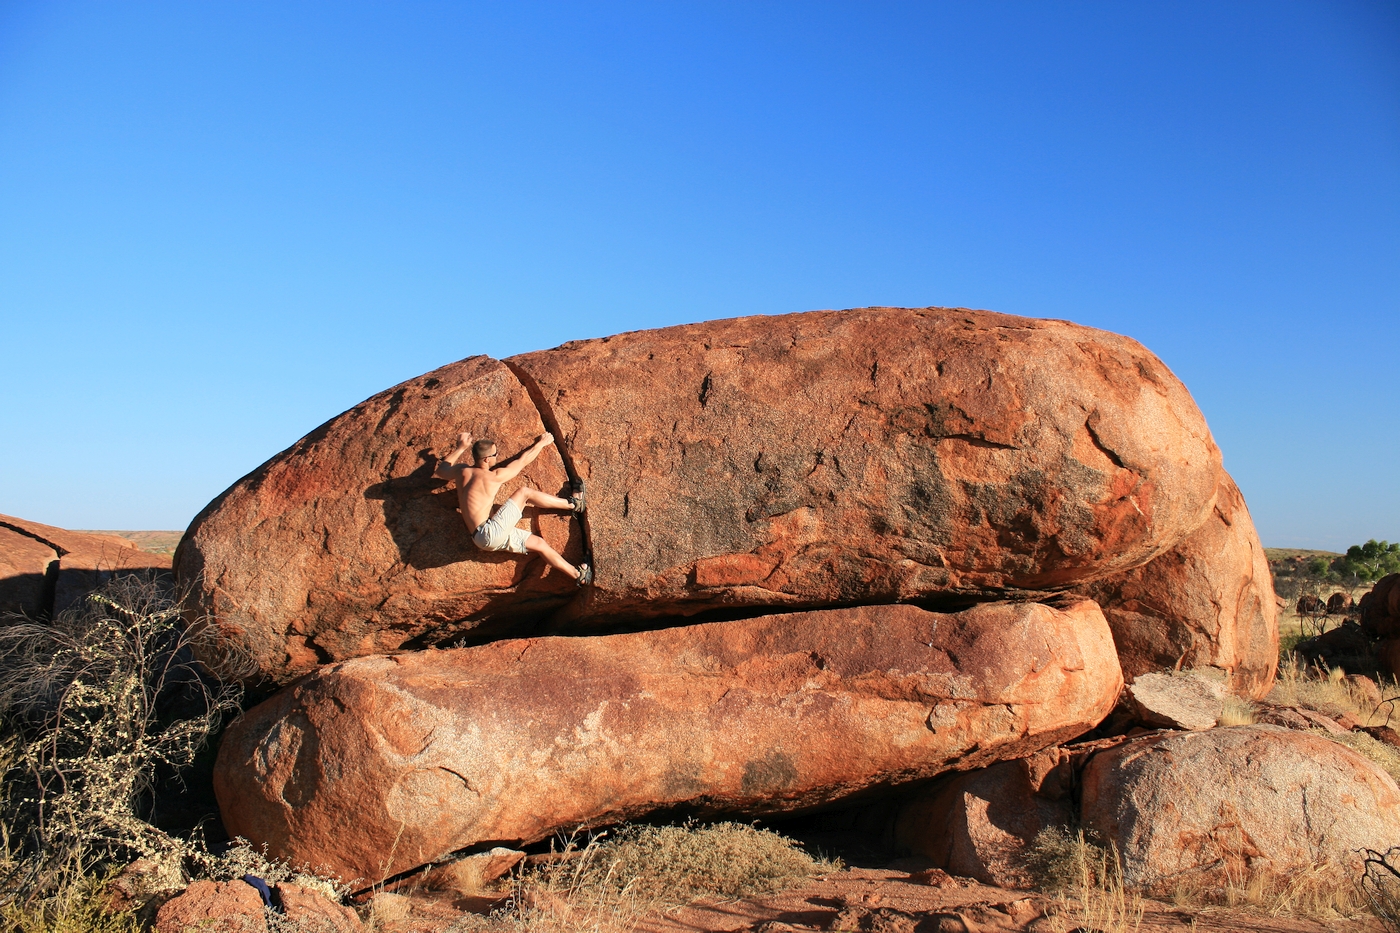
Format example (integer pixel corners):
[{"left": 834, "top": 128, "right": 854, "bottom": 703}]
[
  {"left": 175, "top": 357, "right": 581, "bottom": 684},
  {"left": 1327, "top": 592, "right": 1354, "bottom": 614},
  {"left": 894, "top": 758, "right": 1071, "bottom": 887},
  {"left": 0, "top": 523, "right": 57, "bottom": 617},
  {"left": 1381, "top": 638, "right": 1400, "bottom": 680},
  {"left": 275, "top": 882, "right": 362, "bottom": 933},
  {"left": 1361, "top": 574, "right": 1400, "bottom": 638},
  {"left": 154, "top": 880, "right": 266, "bottom": 933},
  {"left": 894, "top": 738, "right": 1128, "bottom": 887},
  {"left": 1125, "top": 671, "right": 1225, "bottom": 731},
  {"left": 1080, "top": 725, "right": 1400, "bottom": 891},
  {"left": 180, "top": 308, "right": 1222, "bottom": 686},
  {"left": 0, "top": 514, "right": 171, "bottom": 618},
  {"left": 214, "top": 597, "right": 1122, "bottom": 884},
  {"left": 1071, "top": 474, "right": 1277, "bottom": 699},
  {"left": 515, "top": 308, "right": 1220, "bottom": 624}
]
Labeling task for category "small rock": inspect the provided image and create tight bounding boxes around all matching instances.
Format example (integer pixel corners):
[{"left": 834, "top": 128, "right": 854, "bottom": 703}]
[
  {"left": 1358, "top": 724, "right": 1400, "bottom": 747},
  {"left": 418, "top": 848, "right": 524, "bottom": 895},
  {"left": 905, "top": 868, "right": 954, "bottom": 886},
  {"left": 154, "top": 880, "right": 266, "bottom": 933},
  {"left": 1346, "top": 674, "right": 1384, "bottom": 710},
  {"left": 1126, "top": 670, "right": 1225, "bottom": 731},
  {"left": 275, "top": 883, "right": 361, "bottom": 933},
  {"left": 1295, "top": 707, "right": 1349, "bottom": 734},
  {"left": 1255, "top": 706, "right": 1311, "bottom": 731}
]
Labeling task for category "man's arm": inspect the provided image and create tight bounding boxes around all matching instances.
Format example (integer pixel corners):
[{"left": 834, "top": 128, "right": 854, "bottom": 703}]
[
  {"left": 492, "top": 433, "right": 554, "bottom": 482},
  {"left": 434, "top": 431, "right": 473, "bottom": 480}
]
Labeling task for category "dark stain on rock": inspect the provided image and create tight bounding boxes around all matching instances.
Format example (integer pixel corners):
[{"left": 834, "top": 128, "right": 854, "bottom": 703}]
[{"left": 741, "top": 751, "right": 798, "bottom": 796}]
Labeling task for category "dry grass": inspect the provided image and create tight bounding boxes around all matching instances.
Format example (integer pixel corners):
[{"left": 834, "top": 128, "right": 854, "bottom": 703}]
[
  {"left": 0, "top": 880, "right": 140, "bottom": 933},
  {"left": 1165, "top": 860, "right": 1370, "bottom": 922},
  {"left": 487, "top": 822, "right": 839, "bottom": 933},
  {"left": 1216, "top": 695, "right": 1257, "bottom": 727},
  {"left": 1028, "top": 828, "right": 1143, "bottom": 933}
]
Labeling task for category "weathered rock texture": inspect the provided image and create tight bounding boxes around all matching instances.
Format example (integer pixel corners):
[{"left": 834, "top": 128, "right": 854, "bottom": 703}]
[
  {"left": 1362, "top": 573, "right": 1400, "bottom": 638},
  {"left": 215, "top": 597, "right": 1122, "bottom": 883},
  {"left": 1080, "top": 725, "right": 1400, "bottom": 890},
  {"left": 0, "top": 514, "right": 171, "bottom": 618},
  {"left": 174, "top": 358, "right": 581, "bottom": 682},
  {"left": 1072, "top": 475, "right": 1277, "bottom": 699},
  {"left": 180, "top": 307, "right": 1223, "bottom": 685}
]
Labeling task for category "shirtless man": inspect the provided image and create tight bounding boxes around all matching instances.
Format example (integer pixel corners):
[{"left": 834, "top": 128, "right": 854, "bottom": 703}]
[{"left": 434, "top": 431, "right": 593, "bottom": 585}]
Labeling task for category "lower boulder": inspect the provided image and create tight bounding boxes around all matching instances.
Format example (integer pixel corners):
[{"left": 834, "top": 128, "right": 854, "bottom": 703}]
[
  {"left": 892, "top": 740, "right": 1125, "bottom": 887},
  {"left": 215, "top": 597, "right": 1122, "bottom": 884},
  {"left": 1072, "top": 474, "right": 1277, "bottom": 699},
  {"left": 1080, "top": 725, "right": 1400, "bottom": 891}
]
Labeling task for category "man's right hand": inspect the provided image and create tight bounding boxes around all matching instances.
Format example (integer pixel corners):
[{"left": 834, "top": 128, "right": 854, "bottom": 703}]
[{"left": 538, "top": 433, "right": 555, "bottom": 447}]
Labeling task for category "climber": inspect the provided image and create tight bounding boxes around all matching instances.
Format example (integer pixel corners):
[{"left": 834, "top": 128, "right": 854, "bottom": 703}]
[{"left": 434, "top": 430, "right": 593, "bottom": 585}]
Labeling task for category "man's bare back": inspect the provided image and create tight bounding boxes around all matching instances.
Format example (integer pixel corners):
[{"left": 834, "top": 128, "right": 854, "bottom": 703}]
[{"left": 434, "top": 431, "right": 592, "bottom": 584}]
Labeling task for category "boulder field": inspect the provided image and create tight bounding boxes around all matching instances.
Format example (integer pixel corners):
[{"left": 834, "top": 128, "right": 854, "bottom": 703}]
[
  {"left": 214, "top": 597, "right": 1122, "bottom": 884},
  {"left": 177, "top": 306, "right": 1228, "bottom": 687}
]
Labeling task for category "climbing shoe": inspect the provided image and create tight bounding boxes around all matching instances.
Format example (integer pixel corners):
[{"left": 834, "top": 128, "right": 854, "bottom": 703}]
[
  {"left": 576, "top": 562, "right": 594, "bottom": 586},
  {"left": 568, "top": 479, "right": 587, "bottom": 515}
]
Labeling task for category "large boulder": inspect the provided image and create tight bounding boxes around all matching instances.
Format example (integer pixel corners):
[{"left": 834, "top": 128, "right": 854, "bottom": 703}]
[
  {"left": 1080, "top": 725, "right": 1400, "bottom": 891},
  {"left": 214, "top": 597, "right": 1122, "bottom": 884},
  {"left": 180, "top": 307, "right": 1222, "bottom": 685},
  {"left": 0, "top": 514, "right": 171, "bottom": 618},
  {"left": 1071, "top": 474, "right": 1277, "bottom": 698}
]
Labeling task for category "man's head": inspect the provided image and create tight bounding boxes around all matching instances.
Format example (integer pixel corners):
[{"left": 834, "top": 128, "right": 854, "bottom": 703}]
[{"left": 471, "top": 439, "right": 498, "bottom": 465}]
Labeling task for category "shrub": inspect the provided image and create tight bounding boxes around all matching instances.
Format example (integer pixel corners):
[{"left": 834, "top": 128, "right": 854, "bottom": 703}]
[{"left": 0, "top": 576, "right": 242, "bottom": 906}]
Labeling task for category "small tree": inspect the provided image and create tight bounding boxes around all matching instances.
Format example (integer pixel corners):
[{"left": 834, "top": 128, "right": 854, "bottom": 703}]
[{"left": 1334, "top": 541, "right": 1400, "bottom": 585}]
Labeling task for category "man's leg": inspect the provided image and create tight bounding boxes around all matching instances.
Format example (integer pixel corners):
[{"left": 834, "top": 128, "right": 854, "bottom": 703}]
[
  {"left": 524, "top": 534, "right": 581, "bottom": 579},
  {"left": 509, "top": 485, "right": 574, "bottom": 512}
]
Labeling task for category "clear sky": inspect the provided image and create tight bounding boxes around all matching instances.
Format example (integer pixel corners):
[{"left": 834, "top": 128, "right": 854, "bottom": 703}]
[{"left": 1, "top": 1, "right": 1396, "bottom": 550}]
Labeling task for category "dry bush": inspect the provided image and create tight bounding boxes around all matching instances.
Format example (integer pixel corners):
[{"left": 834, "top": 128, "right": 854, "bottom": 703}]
[
  {"left": 1027, "top": 827, "right": 1143, "bottom": 933},
  {"left": 0, "top": 879, "right": 142, "bottom": 933},
  {"left": 0, "top": 575, "right": 245, "bottom": 905},
  {"left": 1362, "top": 847, "right": 1400, "bottom": 932},
  {"left": 496, "top": 822, "right": 838, "bottom": 933}
]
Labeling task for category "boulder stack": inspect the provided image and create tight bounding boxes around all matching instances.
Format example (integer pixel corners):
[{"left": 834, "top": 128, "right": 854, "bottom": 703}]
[{"left": 187, "top": 307, "right": 1280, "bottom": 886}]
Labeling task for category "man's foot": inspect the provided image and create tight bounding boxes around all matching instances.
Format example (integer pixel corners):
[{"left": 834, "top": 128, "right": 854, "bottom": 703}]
[
  {"left": 576, "top": 562, "right": 594, "bottom": 586},
  {"left": 568, "top": 479, "right": 587, "bottom": 515}
]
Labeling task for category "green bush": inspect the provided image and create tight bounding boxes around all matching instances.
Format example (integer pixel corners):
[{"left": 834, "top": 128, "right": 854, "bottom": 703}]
[{"left": 1335, "top": 541, "right": 1400, "bottom": 585}]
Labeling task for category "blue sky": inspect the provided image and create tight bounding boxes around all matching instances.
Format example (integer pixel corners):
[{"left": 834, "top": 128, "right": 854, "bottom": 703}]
[{"left": 1, "top": 1, "right": 1396, "bottom": 550}]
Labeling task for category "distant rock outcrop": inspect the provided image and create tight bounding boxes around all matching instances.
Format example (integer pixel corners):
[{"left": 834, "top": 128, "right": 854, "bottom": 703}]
[
  {"left": 177, "top": 307, "right": 1223, "bottom": 686},
  {"left": 0, "top": 514, "right": 171, "bottom": 618},
  {"left": 214, "top": 597, "right": 1122, "bottom": 884}
]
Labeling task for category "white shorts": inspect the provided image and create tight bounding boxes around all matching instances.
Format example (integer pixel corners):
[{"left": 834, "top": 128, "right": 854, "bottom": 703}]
[{"left": 471, "top": 498, "right": 531, "bottom": 555}]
